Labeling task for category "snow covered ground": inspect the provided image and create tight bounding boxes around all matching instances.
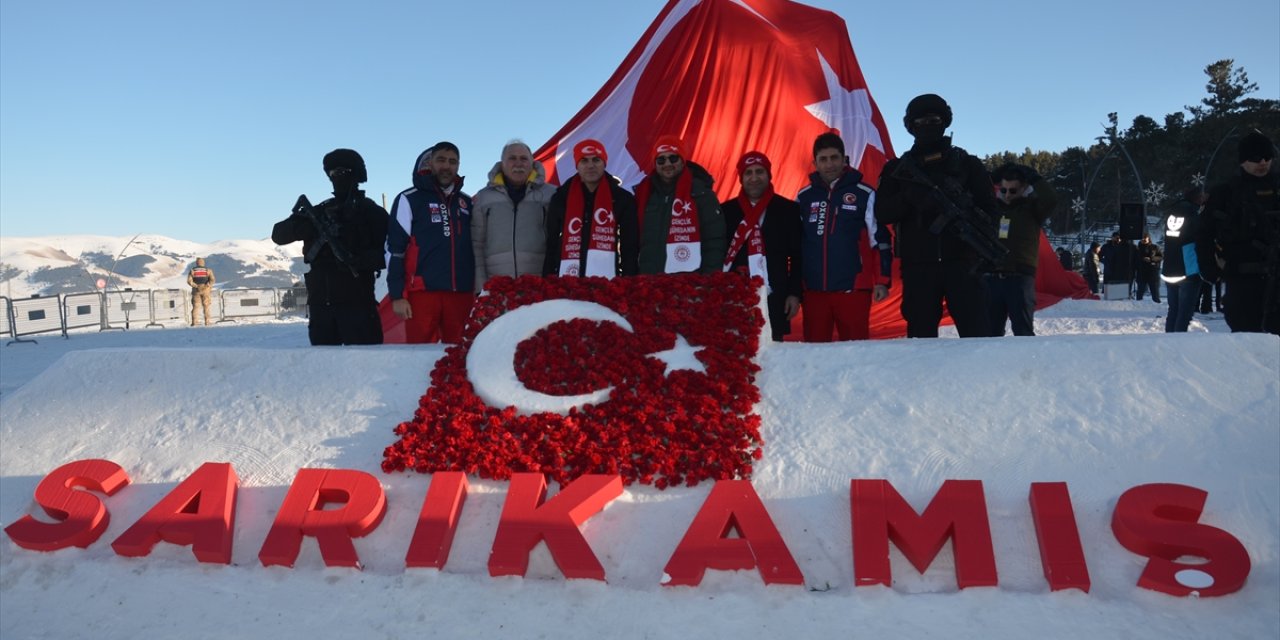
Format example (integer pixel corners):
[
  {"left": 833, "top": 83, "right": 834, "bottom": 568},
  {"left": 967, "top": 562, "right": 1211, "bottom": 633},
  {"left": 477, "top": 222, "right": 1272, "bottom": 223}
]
[{"left": 1, "top": 299, "right": 1276, "bottom": 639}]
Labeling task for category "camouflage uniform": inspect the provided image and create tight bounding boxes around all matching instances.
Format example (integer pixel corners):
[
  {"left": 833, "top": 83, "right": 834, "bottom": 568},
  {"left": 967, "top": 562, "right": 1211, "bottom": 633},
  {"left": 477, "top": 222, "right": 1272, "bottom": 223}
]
[{"left": 187, "top": 258, "right": 215, "bottom": 326}]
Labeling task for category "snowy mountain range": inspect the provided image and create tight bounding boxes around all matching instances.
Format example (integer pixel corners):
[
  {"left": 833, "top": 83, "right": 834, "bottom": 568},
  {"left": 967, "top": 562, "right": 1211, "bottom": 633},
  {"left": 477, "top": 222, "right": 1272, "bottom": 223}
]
[{"left": 0, "top": 235, "right": 306, "bottom": 299}]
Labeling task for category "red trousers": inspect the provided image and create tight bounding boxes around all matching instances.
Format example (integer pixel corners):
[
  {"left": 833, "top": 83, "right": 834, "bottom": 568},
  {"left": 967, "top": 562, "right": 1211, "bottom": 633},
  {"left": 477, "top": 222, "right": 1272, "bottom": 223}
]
[
  {"left": 404, "top": 291, "right": 474, "bottom": 344},
  {"left": 802, "top": 290, "right": 872, "bottom": 342}
]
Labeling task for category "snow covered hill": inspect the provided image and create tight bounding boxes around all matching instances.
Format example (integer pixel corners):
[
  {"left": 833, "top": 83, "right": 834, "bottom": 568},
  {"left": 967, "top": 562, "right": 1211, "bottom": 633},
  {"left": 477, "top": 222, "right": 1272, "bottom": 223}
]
[{"left": 0, "top": 234, "right": 305, "bottom": 298}]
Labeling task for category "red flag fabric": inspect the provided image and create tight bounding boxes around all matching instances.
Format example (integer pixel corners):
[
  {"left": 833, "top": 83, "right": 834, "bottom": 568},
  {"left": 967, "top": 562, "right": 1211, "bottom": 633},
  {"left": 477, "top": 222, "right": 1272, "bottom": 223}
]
[{"left": 533, "top": 0, "right": 895, "bottom": 197}]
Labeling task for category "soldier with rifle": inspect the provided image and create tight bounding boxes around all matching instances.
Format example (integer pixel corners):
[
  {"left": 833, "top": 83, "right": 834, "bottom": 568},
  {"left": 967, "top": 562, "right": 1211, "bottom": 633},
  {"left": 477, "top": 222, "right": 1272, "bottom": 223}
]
[
  {"left": 272, "top": 148, "right": 389, "bottom": 345},
  {"left": 1197, "top": 131, "right": 1280, "bottom": 335},
  {"left": 876, "top": 94, "right": 1003, "bottom": 338}
]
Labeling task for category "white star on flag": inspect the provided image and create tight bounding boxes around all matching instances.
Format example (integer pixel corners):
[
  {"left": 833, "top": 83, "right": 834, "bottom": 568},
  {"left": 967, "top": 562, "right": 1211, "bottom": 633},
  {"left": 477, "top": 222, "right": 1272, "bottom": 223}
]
[
  {"left": 648, "top": 334, "right": 707, "bottom": 376},
  {"left": 804, "top": 50, "right": 885, "bottom": 169}
]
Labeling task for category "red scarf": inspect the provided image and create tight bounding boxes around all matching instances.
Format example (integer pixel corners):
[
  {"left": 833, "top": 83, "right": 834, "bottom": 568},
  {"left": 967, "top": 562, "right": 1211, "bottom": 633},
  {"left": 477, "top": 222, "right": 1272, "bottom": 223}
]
[
  {"left": 635, "top": 170, "right": 701, "bottom": 273},
  {"left": 724, "top": 188, "right": 773, "bottom": 283},
  {"left": 559, "top": 176, "right": 617, "bottom": 278}
]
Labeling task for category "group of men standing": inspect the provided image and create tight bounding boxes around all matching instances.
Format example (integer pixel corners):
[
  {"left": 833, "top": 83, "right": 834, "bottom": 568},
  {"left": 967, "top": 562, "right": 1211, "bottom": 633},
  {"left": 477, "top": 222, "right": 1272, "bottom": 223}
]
[{"left": 268, "top": 97, "right": 1276, "bottom": 347}]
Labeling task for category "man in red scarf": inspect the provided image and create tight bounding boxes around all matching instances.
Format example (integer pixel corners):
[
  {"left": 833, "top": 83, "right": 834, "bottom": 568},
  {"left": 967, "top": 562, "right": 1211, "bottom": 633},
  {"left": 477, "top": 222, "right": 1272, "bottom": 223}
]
[
  {"left": 721, "top": 151, "right": 803, "bottom": 342},
  {"left": 633, "top": 135, "right": 726, "bottom": 274},
  {"left": 543, "top": 140, "right": 639, "bottom": 278}
]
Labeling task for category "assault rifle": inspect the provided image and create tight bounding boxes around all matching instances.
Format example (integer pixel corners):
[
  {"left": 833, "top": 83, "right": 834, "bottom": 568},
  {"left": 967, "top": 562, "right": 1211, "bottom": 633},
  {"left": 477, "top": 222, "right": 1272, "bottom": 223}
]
[
  {"left": 891, "top": 158, "right": 1009, "bottom": 269},
  {"left": 293, "top": 194, "right": 359, "bottom": 277}
]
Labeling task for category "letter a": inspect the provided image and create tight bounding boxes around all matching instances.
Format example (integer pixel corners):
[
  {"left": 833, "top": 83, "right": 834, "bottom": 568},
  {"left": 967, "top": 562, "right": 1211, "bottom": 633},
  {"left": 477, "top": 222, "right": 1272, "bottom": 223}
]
[
  {"left": 663, "top": 480, "right": 803, "bottom": 587},
  {"left": 112, "top": 462, "right": 239, "bottom": 564}
]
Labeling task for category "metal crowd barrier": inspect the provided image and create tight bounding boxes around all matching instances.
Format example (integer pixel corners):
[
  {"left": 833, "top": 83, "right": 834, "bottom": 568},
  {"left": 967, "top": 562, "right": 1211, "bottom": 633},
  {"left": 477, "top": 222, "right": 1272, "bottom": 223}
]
[
  {"left": 104, "top": 289, "right": 154, "bottom": 330},
  {"left": 277, "top": 286, "right": 308, "bottom": 318},
  {"left": 3, "top": 286, "right": 313, "bottom": 344},
  {"left": 8, "top": 295, "right": 64, "bottom": 344},
  {"left": 220, "top": 288, "right": 278, "bottom": 322},
  {"left": 0, "top": 296, "right": 12, "bottom": 338},
  {"left": 63, "top": 292, "right": 104, "bottom": 332},
  {"left": 149, "top": 289, "right": 188, "bottom": 327}
]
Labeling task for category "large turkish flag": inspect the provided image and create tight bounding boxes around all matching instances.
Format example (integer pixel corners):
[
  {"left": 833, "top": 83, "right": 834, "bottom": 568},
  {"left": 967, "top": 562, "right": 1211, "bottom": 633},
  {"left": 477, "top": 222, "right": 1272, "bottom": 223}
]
[
  {"left": 532, "top": 0, "right": 1092, "bottom": 340},
  {"left": 533, "top": 0, "right": 893, "bottom": 195}
]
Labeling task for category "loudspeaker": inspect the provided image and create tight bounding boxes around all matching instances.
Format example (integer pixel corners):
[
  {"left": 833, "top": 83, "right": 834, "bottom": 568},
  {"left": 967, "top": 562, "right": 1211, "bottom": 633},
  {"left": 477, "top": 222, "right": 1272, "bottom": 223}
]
[{"left": 1119, "top": 203, "right": 1145, "bottom": 240}]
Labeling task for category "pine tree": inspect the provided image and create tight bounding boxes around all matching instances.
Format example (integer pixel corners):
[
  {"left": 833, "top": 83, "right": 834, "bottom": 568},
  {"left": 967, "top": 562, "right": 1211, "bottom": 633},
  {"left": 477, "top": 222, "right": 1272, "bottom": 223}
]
[{"left": 1187, "top": 59, "right": 1258, "bottom": 119}]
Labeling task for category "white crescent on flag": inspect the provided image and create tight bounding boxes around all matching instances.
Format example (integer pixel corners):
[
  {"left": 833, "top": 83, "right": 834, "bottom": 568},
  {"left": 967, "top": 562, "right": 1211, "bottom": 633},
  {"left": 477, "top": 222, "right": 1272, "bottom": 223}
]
[
  {"left": 467, "top": 300, "right": 633, "bottom": 416},
  {"left": 466, "top": 299, "right": 711, "bottom": 416}
]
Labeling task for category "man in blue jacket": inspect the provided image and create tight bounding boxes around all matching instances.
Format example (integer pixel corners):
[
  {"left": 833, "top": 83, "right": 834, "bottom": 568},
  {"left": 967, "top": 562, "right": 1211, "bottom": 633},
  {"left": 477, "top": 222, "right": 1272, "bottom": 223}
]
[
  {"left": 387, "top": 142, "right": 476, "bottom": 344},
  {"left": 796, "top": 132, "right": 891, "bottom": 341}
]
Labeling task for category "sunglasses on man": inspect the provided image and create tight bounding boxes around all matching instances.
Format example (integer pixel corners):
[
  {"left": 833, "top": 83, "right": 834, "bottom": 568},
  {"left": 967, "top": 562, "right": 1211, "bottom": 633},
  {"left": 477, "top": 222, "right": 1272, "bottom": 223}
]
[
  {"left": 656, "top": 154, "right": 681, "bottom": 166},
  {"left": 912, "top": 115, "right": 944, "bottom": 126},
  {"left": 1242, "top": 155, "right": 1274, "bottom": 163}
]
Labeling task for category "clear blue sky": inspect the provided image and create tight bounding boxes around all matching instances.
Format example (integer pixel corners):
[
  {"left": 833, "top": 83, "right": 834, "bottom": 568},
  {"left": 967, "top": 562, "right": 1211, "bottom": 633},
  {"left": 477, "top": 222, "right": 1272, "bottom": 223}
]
[{"left": 1, "top": 0, "right": 1276, "bottom": 243}]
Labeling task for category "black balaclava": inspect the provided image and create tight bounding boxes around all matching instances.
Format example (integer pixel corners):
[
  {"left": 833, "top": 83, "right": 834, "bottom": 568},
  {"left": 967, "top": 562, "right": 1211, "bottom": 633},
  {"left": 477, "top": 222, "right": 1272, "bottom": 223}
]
[
  {"left": 904, "top": 94, "right": 953, "bottom": 152},
  {"left": 322, "top": 148, "right": 367, "bottom": 198}
]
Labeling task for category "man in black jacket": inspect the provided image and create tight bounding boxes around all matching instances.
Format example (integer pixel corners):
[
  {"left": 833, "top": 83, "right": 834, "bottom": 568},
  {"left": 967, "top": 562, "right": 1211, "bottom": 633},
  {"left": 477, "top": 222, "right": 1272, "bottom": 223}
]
[
  {"left": 1135, "top": 233, "right": 1163, "bottom": 303},
  {"left": 272, "top": 148, "right": 389, "bottom": 345},
  {"left": 987, "top": 163, "right": 1056, "bottom": 336},
  {"left": 720, "top": 150, "right": 803, "bottom": 342},
  {"left": 544, "top": 139, "right": 639, "bottom": 278},
  {"left": 876, "top": 94, "right": 996, "bottom": 338},
  {"left": 1161, "top": 188, "right": 1206, "bottom": 332},
  {"left": 1197, "top": 131, "right": 1280, "bottom": 334}
]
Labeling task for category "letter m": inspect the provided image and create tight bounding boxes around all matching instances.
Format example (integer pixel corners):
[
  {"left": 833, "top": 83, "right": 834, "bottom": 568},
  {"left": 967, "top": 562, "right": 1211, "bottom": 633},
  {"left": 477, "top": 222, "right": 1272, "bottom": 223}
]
[{"left": 851, "top": 479, "right": 998, "bottom": 589}]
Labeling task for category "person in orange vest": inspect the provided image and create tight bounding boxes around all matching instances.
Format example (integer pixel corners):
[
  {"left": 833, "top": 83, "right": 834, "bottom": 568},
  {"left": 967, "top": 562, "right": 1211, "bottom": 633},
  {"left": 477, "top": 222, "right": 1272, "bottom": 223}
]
[{"left": 186, "top": 257, "right": 215, "bottom": 326}]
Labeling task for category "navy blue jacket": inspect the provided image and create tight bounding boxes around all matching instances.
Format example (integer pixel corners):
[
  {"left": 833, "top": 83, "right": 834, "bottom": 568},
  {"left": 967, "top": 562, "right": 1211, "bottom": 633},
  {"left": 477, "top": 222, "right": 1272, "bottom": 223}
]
[
  {"left": 796, "top": 168, "right": 890, "bottom": 292},
  {"left": 387, "top": 150, "right": 475, "bottom": 297}
]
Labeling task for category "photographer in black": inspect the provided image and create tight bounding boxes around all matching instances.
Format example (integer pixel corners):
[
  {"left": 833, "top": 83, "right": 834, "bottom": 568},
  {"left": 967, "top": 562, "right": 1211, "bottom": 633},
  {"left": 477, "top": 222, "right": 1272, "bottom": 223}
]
[
  {"left": 1196, "top": 131, "right": 1280, "bottom": 335},
  {"left": 273, "top": 148, "right": 389, "bottom": 345}
]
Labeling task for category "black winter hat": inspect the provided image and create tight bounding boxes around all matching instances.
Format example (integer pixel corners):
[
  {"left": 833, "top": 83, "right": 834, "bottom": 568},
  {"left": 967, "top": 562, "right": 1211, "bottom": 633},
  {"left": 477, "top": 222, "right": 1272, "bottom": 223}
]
[
  {"left": 904, "top": 94, "right": 953, "bottom": 132},
  {"left": 1237, "top": 132, "right": 1275, "bottom": 163},
  {"left": 323, "top": 148, "right": 368, "bottom": 183}
]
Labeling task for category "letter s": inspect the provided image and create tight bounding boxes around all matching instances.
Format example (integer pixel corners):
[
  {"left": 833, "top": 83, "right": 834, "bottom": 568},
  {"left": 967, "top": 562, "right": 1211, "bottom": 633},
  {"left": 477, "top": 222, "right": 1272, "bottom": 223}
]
[
  {"left": 1111, "top": 483, "right": 1250, "bottom": 597},
  {"left": 4, "top": 459, "right": 130, "bottom": 551}
]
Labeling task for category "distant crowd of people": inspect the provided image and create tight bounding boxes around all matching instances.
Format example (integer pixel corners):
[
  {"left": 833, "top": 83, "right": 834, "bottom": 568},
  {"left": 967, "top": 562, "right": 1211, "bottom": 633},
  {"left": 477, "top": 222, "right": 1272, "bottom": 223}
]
[
  {"left": 1057, "top": 131, "right": 1278, "bottom": 334},
  {"left": 262, "top": 96, "right": 1278, "bottom": 346}
]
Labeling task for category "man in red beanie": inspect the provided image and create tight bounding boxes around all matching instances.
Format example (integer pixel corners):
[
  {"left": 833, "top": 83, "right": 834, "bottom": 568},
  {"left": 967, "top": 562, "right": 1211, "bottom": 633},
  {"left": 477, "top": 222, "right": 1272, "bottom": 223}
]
[
  {"left": 632, "top": 135, "right": 726, "bottom": 274},
  {"left": 543, "top": 139, "right": 639, "bottom": 277},
  {"left": 721, "top": 150, "right": 803, "bottom": 341}
]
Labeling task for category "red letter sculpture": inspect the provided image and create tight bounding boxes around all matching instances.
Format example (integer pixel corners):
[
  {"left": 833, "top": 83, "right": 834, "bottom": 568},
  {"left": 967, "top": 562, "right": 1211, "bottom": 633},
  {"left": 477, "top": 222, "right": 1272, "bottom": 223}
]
[
  {"left": 1029, "top": 482, "right": 1091, "bottom": 592},
  {"left": 405, "top": 472, "right": 469, "bottom": 569},
  {"left": 488, "top": 473, "right": 622, "bottom": 581},
  {"left": 258, "top": 468, "right": 387, "bottom": 569},
  {"left": 663, "top": 479, "right": 804, "bottom": 587},
  {"left": 111, "top": 462, "right": 239, "bottom": 564},
  {"left": 1111, "top": 483, "right": 1250, "bottom": 597},
  {"left": 851, "top": 479, "right": 998, "bottom": 588},
  {"left": 4, "top": 459, "right": 130, "bottom": 551}
]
